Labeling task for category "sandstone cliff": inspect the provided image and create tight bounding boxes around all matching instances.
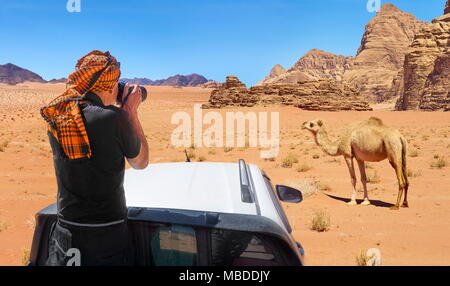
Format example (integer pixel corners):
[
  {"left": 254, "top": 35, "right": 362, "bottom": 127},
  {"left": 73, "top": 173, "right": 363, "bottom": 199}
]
[
  {"left": 258, "top": 49, "right": 353, "bottom": 85},
  {"left": 395, "top": 1, "right": 450, "bottom": 111},
  {"left": 204, "top": 76, "right": 372, "bottom": 111},
  {"left": 343, "top": 4, "right": 426, "bottom": 102}
]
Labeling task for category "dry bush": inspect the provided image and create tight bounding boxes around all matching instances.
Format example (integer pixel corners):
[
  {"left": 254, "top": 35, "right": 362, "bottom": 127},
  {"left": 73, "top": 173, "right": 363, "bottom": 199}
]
[
  {"left": 366, "top": 170, "right": 381, "bottom": 184},
  {"left": 312, "top": 154, "right": 320, "bottom": 159},
  {"left": 22, "top": 248, "right": 30, "bottom": 266},
  {"left": 296, "top": 162, "right": 312, "bottom": 173},
  {"left": 223, "top": 147, "right": 233, "bottom": 153},
  {"left": 198, "top": 155, "right": 207, "bottom": 162},
  {"left": 0, "top": 221, "right": 8, "bottom": 232},
  {"left": 186, "top": 149, "right": 196, "bottom": 160},
  {"left": 407, "top": 169, "right": 422, "bottom": 178},
  {"left": 0, "top": 139, "right": 9, "bottom": 152},
  {"left": 431, "top": 157, "right": 447, "bottom": 169},
  {"left": 264, "top": 157, "right": 276, "bottom": 162},
  {"left": 285, "top": 180, "right": 319, "bottom": 197},
  {"left": 310, "top": 209, "right": 330, "bottom": 232},
  {"left": 281, "top": 153, "right": 298, "bottom": 168},
  {"left": 355, "top": 249, "right": 381, "bottom": 266},
  {"left": 208, "top": 149, "right": 216, "bottom": 155},
  {"left": 355, "top": 250, "right": 370, "bottom": 266},
  {"left": 409, "top": 149, "right": 419, "bottom": 158},
  {"left": 316, "top": 181, "right": 332, "bottom": 191}
]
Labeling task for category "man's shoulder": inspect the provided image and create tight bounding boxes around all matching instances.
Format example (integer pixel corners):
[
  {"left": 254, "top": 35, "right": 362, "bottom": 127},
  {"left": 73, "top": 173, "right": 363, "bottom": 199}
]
[{"left": 82, "top": 103, "right": 125, "bottom": 122}]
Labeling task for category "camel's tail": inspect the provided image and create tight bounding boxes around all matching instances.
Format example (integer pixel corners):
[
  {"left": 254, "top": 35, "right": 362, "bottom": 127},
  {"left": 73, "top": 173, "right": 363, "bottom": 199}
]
[{"left": 400, "top": 136, "right": 409, "bottom": 187}]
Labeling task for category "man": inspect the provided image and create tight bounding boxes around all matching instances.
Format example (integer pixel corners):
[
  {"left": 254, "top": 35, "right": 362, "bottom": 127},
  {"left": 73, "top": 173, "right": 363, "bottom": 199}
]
[{"left": 40, "top": 50, "right": 149, "bottom": 266}]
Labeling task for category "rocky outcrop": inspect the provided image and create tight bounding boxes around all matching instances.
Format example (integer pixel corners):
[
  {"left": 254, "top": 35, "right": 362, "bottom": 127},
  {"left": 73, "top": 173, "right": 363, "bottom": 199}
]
[
  {"left": 198, "top": 80, "right": 223, "bottom": 88},
  {"left": 0, "top": 63, "right": 46, "bottom": 85},
  {"left": 396, "top": 6, "right": 450, "bottom": 111},
  {"left": 343, "top": 4, "right": 426, "bottom": 102},
  {"left": 445, "top": 0, "right": 450, "bottom": 14},
  {"left": 204, "top": 76, "right": 372, "bottom": 111},
  {"left": 258, "top": 49, "right": 353, "bottom": 85}
]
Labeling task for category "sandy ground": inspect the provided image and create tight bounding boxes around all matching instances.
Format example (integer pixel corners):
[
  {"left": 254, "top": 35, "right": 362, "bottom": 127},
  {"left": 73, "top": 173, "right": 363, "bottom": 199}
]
[{"left": 0, "top": 83, "right": 449, "bottom": 266}]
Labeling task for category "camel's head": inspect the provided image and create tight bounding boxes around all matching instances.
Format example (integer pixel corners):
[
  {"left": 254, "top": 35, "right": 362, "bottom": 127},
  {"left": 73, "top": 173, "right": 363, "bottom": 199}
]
[{"left": 302, "top": 119, "right": 324, "bottom": 134}]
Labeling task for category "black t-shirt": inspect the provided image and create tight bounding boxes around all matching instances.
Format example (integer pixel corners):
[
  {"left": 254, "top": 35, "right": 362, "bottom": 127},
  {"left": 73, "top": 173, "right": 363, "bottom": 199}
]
[{"left": 48, "top": 92, "right": 141, "bottom": 224}]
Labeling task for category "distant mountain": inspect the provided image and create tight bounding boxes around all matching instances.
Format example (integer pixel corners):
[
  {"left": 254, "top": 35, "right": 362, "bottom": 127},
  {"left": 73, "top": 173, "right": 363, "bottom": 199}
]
[
  {"left": 0, "top": 63, "right": 46, "bottom": 85},
  {"left": 121, "top": 73, "right": 209, "bottom": 87},
  {"left": 47, "top": 78, "right": 67, "bottom": 84}
]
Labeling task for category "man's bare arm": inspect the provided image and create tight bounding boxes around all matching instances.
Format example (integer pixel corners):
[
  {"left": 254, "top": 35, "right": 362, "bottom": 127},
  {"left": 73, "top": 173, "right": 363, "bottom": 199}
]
[{"left": 122, "top": 86, "right": 149, "bottom": 169}]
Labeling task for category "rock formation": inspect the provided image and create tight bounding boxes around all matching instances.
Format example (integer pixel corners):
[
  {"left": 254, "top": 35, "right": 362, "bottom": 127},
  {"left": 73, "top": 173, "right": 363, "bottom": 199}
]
[
  {"left": 445, "top": 0, "right": 450, "bottom": 14},
  {"left": 198, "top": 80, "right": 223, "bottom": 88},
  {"left": 0, "top": 63, "right": 46, "bottom": 85},
  {"left": 258, "top": 49, "right": 353, "bottom": 85},
  {"left": 258, "top": 4, "right": 426, "bottom": 103},
  {"left": 396, "top": 3, "right": 450, "bottom": 111},
  {"left": 343, "top": 4, "right": 426, "bottom": 102},
  {"left": 204, "top": 76, "right": 372, "bottom": 111}
]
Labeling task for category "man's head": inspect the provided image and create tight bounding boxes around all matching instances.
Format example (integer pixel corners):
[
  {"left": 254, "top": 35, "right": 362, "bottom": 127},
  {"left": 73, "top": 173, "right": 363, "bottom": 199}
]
[{"left": 67, "top": 50, "right": 121, "bottom": 105}]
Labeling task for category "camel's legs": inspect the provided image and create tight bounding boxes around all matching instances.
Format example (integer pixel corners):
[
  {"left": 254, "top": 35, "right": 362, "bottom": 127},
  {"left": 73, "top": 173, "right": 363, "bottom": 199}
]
[
  {"left": 357, "top": 160, "right": 370, "bottom": 206},
  {"left": 344, "top": 157, "right": 357, "bottom": 205},
  {"left": 389, "top": 159, "right": 406, "bottom": 210},
  {"left": 401, "top": 159, "right": 409, "bottom": 208}
]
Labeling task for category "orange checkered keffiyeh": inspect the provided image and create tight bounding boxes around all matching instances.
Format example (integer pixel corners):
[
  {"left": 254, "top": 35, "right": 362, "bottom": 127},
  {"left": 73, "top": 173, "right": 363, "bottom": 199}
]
[{"left": 40, "top": 50, "right": 121, "bottom": 160}]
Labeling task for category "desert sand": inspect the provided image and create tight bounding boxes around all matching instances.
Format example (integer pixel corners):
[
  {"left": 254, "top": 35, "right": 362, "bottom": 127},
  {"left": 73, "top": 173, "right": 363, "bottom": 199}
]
[{"left": 0, "top": 83, "right": 449, "bottom": 266}]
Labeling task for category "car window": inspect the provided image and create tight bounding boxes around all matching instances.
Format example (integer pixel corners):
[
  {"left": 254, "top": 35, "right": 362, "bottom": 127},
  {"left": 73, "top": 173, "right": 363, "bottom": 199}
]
[
  {"left": 210, "top": 229, "right": 286, "bottom": 266},
  {"left": 129, "top": 221, "right": 198, "bottom": 266}
]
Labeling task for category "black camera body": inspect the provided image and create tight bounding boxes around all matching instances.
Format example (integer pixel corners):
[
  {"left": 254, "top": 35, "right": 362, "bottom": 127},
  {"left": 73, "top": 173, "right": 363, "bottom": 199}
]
[{"left": 117, "top": 82, "right": 148, "bottom": 105}]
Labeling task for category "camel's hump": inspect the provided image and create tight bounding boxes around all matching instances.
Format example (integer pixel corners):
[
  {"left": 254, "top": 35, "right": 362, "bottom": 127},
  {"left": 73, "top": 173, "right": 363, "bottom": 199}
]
[{"left": 367, "top": 117, "right": 383, "bottom": 126}]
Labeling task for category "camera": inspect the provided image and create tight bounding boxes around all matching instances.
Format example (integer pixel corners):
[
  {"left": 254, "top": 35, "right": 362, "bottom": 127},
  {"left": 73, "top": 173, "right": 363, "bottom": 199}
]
[{"left": 117, "top": 82, "right": 148, "bottom": 105}]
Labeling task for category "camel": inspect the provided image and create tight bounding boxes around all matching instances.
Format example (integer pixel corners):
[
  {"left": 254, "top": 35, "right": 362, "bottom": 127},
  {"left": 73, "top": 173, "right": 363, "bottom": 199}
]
[{"left": 302, "top": 117, "right": 409, "bottom": 210}]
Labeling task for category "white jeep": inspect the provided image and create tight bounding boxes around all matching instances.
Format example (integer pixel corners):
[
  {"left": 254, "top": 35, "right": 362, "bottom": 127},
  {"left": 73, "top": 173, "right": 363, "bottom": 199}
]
[{"left": 29, "top": 160, "right": 305, "bottom": 266}]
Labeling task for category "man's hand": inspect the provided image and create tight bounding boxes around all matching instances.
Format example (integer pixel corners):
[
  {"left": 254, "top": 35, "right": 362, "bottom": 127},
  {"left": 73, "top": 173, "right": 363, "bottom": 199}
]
[
  {"left": 121, "top": 85, "right": 149, "bottom": 170},
  {"left": 121, "top": 85, "right": 142, "bottom": 112}
]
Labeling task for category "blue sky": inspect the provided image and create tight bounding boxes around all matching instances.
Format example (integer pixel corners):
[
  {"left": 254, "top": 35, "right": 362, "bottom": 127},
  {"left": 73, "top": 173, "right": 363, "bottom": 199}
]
[{"left": 0, "top": 0, "right": 444, "bottom": 86}]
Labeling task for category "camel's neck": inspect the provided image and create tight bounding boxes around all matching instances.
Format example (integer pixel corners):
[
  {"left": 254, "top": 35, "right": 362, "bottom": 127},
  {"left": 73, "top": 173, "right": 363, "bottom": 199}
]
[{"left": 314, "top": 129, "right": 340, "bottom": 156}]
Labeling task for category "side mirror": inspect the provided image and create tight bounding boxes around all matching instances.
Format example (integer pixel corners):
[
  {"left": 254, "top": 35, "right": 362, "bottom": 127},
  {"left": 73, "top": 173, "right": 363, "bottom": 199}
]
[{"left": 275, "top": 185, "right": 303, "bottom": 203}]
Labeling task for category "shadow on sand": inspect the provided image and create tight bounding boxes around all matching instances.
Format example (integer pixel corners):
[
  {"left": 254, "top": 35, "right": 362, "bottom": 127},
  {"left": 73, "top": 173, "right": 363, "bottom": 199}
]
[{"left": 324, "top": 194, "right": 395, "bottom": 208}]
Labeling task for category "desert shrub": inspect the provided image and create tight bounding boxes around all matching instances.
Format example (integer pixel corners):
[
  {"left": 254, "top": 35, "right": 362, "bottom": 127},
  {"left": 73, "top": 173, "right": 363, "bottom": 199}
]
[
  {"left": 355, "top": 250, "right": 370, "bottom": 266},
  {"left": 285, "top": 180, "right": 318, "bottom": 197},
  {"left": 0, "top": 221, "right": 8, "bottom": 232},
  {"left": 186, "top": 149, "right": 196, "bottom": 160},
  {"left": 296, "top": 162, "right": 312, "bottom": 173},
  {"left": 409, "top": 149, "right": 419, "bottom": 158},
  {"left": 281, "top": 153, "right": 298, "bottom": 168},
  {"left": 223, "top": 147, "right": 233, "bottom": 153},
  {"left": 366, "top": 170, "right": 380, "bottom": 184},
  {"left": 407, "top": 169, "right": 422, "bottom": 178},
  {"left": 264, "top": 157, "right": 276, "bottom": 162},
  {"left": 0, "top": 140, "right": 9, "bottom": 152},
  {"left": 316, "top": 181, "right": 331, "bottom": 191},
  {"left": 431, "top": 157, "right": 447, "bottom": 169},
  {"left": 208, "top": 149, "right": 216, "bottom": 155},
  {"left": 310, "top": 209, "right": 330, "bottom": 232},
  {"left": 22, "top": 248, "right": 30, "bottom": 266},
  {"left": 198, "top": 155, "right": 207, "bottom": 162},
  {"left": 312, "top": 154, "right": 320, "bottom": 159}
]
